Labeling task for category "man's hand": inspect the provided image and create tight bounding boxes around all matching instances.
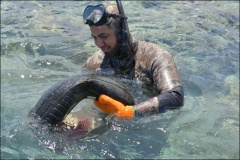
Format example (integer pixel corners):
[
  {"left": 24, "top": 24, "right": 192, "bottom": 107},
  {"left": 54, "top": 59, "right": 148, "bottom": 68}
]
[{"left": 94, "top": 94, "right": 135, "bottom": 120}]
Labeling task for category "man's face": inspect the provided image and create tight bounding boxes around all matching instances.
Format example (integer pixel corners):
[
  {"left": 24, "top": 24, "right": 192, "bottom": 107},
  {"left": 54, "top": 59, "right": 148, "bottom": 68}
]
[{"left": 90, "top": 25, "right": 119, "bottom": 56}]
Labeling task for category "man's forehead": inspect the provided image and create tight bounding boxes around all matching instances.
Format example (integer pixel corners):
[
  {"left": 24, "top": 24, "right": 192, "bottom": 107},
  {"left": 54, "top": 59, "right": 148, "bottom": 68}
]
[
  {"left": 90, "top": 25, "right": 113, "bottom": 36},
  {"left": 91, "top": 32, "right": 108, "bottom": 37}
]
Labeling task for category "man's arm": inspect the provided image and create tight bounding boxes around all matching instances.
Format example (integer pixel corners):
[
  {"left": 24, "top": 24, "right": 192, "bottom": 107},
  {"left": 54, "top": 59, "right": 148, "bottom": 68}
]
[
  {"left": 134, "top": 42, "right": 184, "bottom": 115},
  {"left": 134, "top": 86, "right": 183, "bottom": 116},
  {"left": 94, "top": 86, "right": 183, "bottom": 120}
]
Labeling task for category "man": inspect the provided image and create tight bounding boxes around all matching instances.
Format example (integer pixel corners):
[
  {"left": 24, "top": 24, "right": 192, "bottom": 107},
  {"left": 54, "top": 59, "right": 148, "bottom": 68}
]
[{"left": 82, "top": 2, "right": 184, "bottom": 120}]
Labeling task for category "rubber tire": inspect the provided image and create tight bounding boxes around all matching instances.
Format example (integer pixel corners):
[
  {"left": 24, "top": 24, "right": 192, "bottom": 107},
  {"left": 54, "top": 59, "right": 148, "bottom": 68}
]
[{"left": 30, "top": 74, "right": 135, "bottom": 125}]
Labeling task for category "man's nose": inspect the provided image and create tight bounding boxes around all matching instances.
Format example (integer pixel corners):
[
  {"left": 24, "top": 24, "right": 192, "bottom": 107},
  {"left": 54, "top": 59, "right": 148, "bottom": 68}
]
[{"left": 95, "top": 38, "right": 105, "bottom": 48}]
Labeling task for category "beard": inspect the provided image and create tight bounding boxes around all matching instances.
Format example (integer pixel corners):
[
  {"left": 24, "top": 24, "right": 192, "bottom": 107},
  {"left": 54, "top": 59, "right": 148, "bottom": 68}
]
[{"left": 103, "top": 42, "right": 121, "bottom": 57}]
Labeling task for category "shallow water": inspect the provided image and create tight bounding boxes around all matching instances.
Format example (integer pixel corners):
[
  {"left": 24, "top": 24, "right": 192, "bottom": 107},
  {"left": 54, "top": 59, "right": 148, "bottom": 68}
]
[{"left": 1, "top": 1, "right": 239, "bottom": 159}]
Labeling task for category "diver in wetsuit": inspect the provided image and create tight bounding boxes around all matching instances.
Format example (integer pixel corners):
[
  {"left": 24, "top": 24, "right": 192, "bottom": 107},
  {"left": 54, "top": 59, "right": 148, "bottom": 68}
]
[{"left": 82, "top": 1, "right": 184, "bottom": 119}]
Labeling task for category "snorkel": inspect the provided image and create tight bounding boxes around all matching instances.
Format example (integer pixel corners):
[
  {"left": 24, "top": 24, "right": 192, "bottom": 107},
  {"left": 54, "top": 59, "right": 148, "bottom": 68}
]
[{"left": 116, "top": 0, "right": 129, "bottom": 58}]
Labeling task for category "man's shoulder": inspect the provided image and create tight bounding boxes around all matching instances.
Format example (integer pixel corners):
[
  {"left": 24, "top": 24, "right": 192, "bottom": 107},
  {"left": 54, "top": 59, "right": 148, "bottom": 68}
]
[
  {"left": 90, "top": 50, "right": 104, "bottom": 59},
  {"left": 136, "top": 40, "right": 168, "bottom": 55},
  {"left": 83, "top": 50, "right": 105, "bottom": 70}
]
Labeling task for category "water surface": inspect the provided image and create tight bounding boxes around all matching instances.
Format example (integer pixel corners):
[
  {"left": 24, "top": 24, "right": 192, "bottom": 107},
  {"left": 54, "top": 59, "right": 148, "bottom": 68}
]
[{"left": 1, "top": 1, "right": 239, "bottom": 159}]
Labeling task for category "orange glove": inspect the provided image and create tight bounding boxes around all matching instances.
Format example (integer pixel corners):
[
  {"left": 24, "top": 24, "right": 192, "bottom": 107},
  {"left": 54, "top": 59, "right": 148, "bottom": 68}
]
[{"left": 94, "top": 94, "right": 135, "bottom": 120}]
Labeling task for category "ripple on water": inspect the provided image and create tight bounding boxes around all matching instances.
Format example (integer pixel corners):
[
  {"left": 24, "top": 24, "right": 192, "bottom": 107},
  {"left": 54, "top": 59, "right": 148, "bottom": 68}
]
[
  {"left": 171, "top": 80, "right": 208, "bottom": 128},
  {"left": 27, "top": 101, "right": 112, "bottom": 154}
]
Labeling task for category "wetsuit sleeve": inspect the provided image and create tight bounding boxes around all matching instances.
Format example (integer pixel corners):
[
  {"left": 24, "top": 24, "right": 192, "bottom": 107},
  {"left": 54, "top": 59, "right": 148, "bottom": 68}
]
[
  {"left": 134, "top": 86, "right": 184, "bottom": 116},
  {"left": 134, "top": 42, "right": 184, "bottom": 116}
]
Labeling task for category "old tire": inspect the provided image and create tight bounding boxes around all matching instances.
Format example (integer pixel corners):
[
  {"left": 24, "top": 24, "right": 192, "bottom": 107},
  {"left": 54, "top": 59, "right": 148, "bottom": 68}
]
[{"left": 30, "top": 74, "right": 135, "bottom": 125}]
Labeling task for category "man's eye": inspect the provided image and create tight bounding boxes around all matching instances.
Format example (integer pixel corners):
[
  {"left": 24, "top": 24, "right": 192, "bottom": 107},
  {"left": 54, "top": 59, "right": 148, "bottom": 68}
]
[{"left": 101, "top": 36, "right": 108, "bottom": 39}]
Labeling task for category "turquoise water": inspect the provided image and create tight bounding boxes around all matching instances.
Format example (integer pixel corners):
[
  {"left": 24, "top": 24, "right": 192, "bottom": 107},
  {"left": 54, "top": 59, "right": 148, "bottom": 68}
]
[{"left": 1, "top": 1, "right": 239, "bottom": 159}]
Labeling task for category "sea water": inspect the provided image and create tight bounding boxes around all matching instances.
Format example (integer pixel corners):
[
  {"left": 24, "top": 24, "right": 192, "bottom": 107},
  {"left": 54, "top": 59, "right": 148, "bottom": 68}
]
[{"left": 1, "top": 1, "right": 239, "bottom": 159}]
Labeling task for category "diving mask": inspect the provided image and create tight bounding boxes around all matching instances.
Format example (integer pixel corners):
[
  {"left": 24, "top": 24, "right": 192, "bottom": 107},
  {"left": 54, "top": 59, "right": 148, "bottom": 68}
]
[{"left": 83, "top": 4, "right": 123, "bottom": 26}]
